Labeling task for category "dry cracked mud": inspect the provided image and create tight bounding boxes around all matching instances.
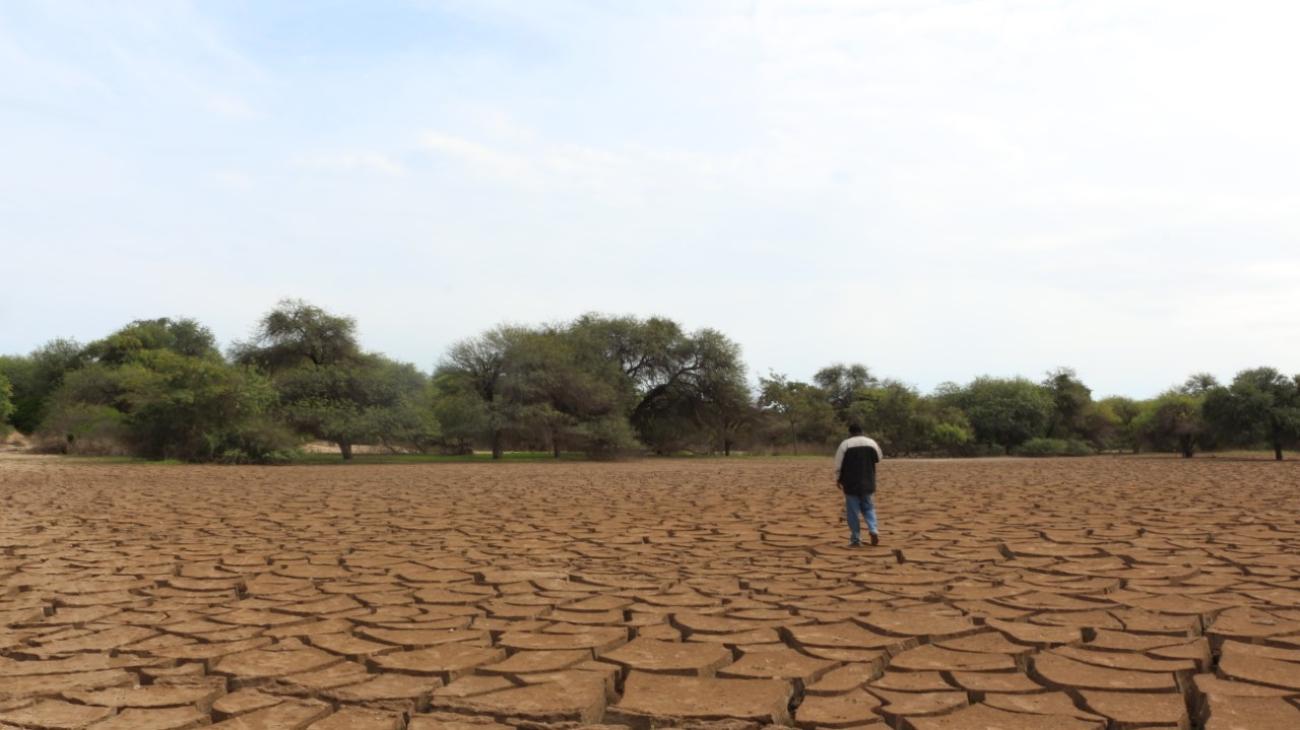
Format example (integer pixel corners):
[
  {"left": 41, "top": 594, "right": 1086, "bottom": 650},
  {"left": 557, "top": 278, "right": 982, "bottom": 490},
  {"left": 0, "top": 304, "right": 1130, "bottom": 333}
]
[{"left": 1, "top": 454, "right": 1299, "bottom": 729}]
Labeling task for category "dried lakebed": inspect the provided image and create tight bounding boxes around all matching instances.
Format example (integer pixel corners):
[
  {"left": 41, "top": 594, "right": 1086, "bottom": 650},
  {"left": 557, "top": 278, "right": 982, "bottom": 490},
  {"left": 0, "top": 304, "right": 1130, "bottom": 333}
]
[{"left": 1, "top": 455, "right": 1299, "bottom": 729}]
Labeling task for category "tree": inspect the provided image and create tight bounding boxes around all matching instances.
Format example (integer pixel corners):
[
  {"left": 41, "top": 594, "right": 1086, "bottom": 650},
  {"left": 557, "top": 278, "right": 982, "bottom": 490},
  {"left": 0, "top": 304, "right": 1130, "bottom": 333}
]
[
  {"left": 1042, "top": 367, "right": 1092, "bottom": 440},
  {"left": 845, "top": 380, "right": 930, "bottom": 455},
  {"left": 436, "top": 326, "right": 528, "bottom": 459},
  {"left": 694, "top": 374, "right": 755, "bottom": 456},
  {"left": 1181, "top": 372, "right": 1220, "bottom": 396},
  {"left": 275, "top": 355, "right": 435, "bottom": 459},
  {"left": 237, "top": 300, "right": 433, "bottom": 459},
  {"left": 0, "top": 369, "right": 14, "bottom": 432},
  {"left": 929, "top": 410, "right": 975, "bottom": 455},
  {"left": 84, "top": 318, "right": 219, "bottom": 364},
  {"left": 1138, "top": 390, "right": 1205, "bottom": 458},
  {"left": 813, "top": 363, "right": 877, "bottom": 419},
  {"left": 1203, "top": 367, "right": 1300, "bottom": 461},
  {"left": 940, "top": 377, "right": 1052, "bottom": 454},
  {"left": 567, "top": 315, "right": 746, "bottom": 454},
  {"left": 231, "top": 299, "right": 360, "bottom": 370},
  {"left": 1097, "top": 396, "right": 1143, "bottom": 453},
  {"left": 0, "top": 339, "right": 86, "bottom": 433},
  {"left": 39, "top": 324, "right": 287, "bottom": 461},
  {"left": 430, "top": 378, "right": 490, "bottom": 455},
  {"left": 757, "top": 374, "right": 838, "bottom": 453}
]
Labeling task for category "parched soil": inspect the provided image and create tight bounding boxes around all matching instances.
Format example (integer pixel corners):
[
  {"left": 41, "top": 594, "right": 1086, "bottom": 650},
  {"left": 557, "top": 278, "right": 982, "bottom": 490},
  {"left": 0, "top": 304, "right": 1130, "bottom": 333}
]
[{"left": 1, "top": 455, "right": 1299, "bottom": 730}]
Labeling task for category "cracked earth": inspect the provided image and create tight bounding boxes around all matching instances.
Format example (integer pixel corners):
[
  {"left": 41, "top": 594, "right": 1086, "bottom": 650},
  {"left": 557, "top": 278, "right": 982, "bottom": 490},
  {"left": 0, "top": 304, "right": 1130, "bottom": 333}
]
[{"left": 1, "top": 455, "right": 1299, "bottom": 729}]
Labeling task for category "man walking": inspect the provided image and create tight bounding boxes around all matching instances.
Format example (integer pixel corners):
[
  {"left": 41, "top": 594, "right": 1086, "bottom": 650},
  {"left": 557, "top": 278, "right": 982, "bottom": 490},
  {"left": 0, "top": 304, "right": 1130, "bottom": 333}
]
[{"left": 834, "top": 424, "right": 882, "bottom": 547}]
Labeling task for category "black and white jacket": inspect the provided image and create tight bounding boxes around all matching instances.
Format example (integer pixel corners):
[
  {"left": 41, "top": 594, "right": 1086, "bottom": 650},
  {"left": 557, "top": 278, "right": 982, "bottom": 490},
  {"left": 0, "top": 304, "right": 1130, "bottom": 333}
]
[{"left": 834, "top": 435, "right": 883, "bottom": 496}]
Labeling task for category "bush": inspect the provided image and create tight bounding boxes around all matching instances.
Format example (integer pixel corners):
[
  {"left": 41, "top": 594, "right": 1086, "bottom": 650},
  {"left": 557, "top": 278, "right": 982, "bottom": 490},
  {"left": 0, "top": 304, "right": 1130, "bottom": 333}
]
[
  {"left": 0, "top": 370, "right": 14, "bottom": 431},
  {"left": 930, "top": 421, "right": 974, "bottom": 455},
  {"left": 34, "top": 402, "right": 131, "bottom": 455},
  {"left": 1014, "top": 437, "right": 1094, "bottom": 457},
  {"left": 1064, "top": 438, "right": 1094, "bottom": 456},
  {"left": 213, "top": 418, "right": 300, "bottom": 464},
  {"left": 1015, "top": 438, "right": 1068, "bottom": 456},
  {"left": 574, "top": 415, "right": 642, "bottom": 459}
]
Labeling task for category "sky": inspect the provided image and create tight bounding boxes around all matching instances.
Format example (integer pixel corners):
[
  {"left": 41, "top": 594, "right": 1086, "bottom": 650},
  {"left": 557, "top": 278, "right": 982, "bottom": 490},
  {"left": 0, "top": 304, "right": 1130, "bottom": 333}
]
[{"left": 2, "top": 0, "right": 1298, "bottom": 398}]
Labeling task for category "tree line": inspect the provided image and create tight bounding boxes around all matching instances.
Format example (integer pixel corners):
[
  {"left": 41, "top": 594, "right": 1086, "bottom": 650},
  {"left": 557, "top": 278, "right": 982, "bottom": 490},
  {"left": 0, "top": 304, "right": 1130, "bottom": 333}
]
[{"left": 1, "top": 300, "right": 1297, "bottom": 462}]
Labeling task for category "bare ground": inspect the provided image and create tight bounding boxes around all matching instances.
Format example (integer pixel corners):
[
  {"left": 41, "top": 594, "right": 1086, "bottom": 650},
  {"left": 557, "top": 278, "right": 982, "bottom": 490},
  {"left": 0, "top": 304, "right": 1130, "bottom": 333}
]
[{"left": 1, "top": 455, "right": 1299, "bottom": 729}]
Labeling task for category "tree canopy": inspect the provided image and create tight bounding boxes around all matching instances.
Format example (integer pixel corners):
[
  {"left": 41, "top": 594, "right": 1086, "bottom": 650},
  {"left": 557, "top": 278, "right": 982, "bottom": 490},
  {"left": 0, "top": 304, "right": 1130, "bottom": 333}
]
[{"left": 4, "top": 300, "right": 1296, "bottom": 462}]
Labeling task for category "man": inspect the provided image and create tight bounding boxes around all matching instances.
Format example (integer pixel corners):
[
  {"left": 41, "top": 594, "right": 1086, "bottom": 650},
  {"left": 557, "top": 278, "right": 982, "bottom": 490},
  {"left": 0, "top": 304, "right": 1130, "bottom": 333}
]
[{"left": 834, "top": 423, "right": 882, "bottom": 547}]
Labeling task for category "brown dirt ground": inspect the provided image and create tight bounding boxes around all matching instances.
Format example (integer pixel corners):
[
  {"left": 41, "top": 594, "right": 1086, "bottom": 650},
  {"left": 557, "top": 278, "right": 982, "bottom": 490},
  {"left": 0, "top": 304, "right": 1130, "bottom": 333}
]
[{"left": 1, "top": 455, "right": 1299, "bottom": 729}]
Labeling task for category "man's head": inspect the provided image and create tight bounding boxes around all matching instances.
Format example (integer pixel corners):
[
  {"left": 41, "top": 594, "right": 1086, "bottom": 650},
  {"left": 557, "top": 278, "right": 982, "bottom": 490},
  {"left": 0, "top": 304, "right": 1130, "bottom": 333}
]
[{"left": 848, "top": 423, "right": 863, "bottom": 436}]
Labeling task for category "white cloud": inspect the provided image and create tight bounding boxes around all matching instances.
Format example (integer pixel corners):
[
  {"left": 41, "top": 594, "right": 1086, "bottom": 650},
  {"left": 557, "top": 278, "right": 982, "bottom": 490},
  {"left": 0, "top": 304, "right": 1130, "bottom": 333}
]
[
  {"left": 203, "top": 93, "right": 259, "bottom": 121},
  {"left": 298, "top": 152, "right": 404, "bottom": 176},
  {"left": 419, "top": 130, "right": 536, "bottom": 183}
]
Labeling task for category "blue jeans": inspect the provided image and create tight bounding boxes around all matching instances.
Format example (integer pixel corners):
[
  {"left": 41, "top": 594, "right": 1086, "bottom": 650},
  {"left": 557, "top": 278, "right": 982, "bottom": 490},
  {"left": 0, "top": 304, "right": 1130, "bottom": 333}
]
[{"left": 845, "top": 493, "right": 877, "bottom": 543}]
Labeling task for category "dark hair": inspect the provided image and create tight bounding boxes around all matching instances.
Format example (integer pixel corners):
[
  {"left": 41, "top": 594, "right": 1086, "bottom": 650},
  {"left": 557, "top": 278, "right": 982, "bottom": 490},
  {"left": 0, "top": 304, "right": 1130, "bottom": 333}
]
[{"left": 848, "top": 423, "right": 863, "bottom": 435}]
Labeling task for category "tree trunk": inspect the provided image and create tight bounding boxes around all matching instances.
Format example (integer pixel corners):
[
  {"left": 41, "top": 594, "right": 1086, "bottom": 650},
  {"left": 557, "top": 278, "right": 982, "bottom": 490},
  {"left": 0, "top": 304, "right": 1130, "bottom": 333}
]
[
  {"left": 553, "top": 442, "right": 561, "bottom": 459},
  {"left": 491, "top": 430, "right": 503, "bottom": 460},
  {"left": 339, "top": 440, "right": 353, "bottom": 460},
  {"left": 1180, "top": 435, "right": 1193, "bottom": 458},
  {"left": 724, "top": 438, "right": 732, "bottom": 457}
]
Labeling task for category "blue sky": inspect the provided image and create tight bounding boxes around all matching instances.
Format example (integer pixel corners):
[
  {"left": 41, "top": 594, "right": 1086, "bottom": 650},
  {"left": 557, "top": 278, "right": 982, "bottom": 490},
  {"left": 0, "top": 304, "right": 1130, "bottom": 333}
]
[{"left": 2, "top": 0, "right": 1298, "bottom": 397}]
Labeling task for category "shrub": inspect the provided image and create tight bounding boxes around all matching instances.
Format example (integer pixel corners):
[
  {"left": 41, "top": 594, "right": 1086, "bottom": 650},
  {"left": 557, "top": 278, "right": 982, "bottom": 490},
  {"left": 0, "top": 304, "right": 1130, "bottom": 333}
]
[
  {"left": 214, "top": 418, "right": 300, "bottom": 464},
  {"left": 1014, "top": 437, "right": 1094, "bottom": 457},
  {"left": 1015, "top": 438, "right": 1069, "bottom": 457},
  {"left": 34, "top": 402, "right": 130, "bottom": 455},
  {"left": 1063, "top": 439, "right": 1095, "bottom": 456},
  {"left": 574, "top": 415, "right": 642, "bottom": 459},
  {"left": 931, "top": 421, "right": 974, "bottom": 455}
]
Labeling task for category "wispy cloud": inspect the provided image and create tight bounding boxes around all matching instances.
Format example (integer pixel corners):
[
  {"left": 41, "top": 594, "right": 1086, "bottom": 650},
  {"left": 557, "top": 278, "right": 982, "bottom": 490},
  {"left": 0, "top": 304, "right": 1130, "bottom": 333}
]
[
  {"left": 419, "top": 131, "right": 534, "bottom": 182},
  {"left": 203, "top": 93, "right": 259, "bottom": 121},
  {"left": 299, "top": 152, "right": 404, "bottom": 176}
]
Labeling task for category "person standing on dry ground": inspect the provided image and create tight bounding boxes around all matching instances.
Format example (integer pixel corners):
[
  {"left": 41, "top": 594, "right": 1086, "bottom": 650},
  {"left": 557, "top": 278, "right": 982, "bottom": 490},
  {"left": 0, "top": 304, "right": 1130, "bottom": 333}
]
[{"left": 834, "top": 423, "right": 883, "bottom": 547}]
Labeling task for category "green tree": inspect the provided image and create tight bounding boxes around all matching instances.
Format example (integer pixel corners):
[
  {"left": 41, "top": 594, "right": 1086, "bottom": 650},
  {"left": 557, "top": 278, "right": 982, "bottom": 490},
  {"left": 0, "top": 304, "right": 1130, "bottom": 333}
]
[
  {"left": 1, "top": 340, "right": 93, "bottom": 433},
  {"left": 275, "top": 355, "right": 435, "bottom": 459},
  {"left": 0, "top": 370, "right": 14, "bottom": 432},
  {"left": 436, "top": 326, "right": 529, "bottom": 459},
  {"left": 694, "top": 373, "right": 755, "bottom": 456},
  {"left": 940, "top": 376, "right": 1052, "bottom": 454},
  {"left": 1097, "top": 396, "right": 1143, "bottom": 453},
  {"left": 567, "top": 315, "right": 746, "bottom": 454},
  {"left": 231, "top": 299, "right": 360, "bottom": 369},
  {"left": 84, "top": 318, "right": 219, "bottom": 364},
  {"left": 757, "top": 374, "right": 838, "bottom": 453},
  {"left": 504, "top": 326, "right": 636, "bottom": 457},
  {"left": 430, "top": 377, "right": 490, "bottom": 455},
  {"left": 929, "top": 411, "right": 975, "bottom": 455},
  {"left": 845, "top": 380, "right": 930, "bottom": 455},
  {"left": 40, "top": 323, "right": 287, "bottom": 461},
  {"left": 1137, "top": 389, "right": 1205, "bottom": 458},
  {"left": 1203, "top": 367, "right": 1300, "bottom": 461},
  {"left": 813, "top": 363, "right": 877, "bottom": 420},
  {"left": 7, "top": 339, "right": 86, "bottom": 433},
  {"left": 630, "top": 329, "right": 748, "bottom": 454},
  {"left": 1181, "top": 372, "right": 1220, "bottom": 396},
  {"left": 237, "top": 300, "right": 434, "bottom": 459},
  {"left": 1042, "top": 367, "right": 1092, "bottom": 440}
]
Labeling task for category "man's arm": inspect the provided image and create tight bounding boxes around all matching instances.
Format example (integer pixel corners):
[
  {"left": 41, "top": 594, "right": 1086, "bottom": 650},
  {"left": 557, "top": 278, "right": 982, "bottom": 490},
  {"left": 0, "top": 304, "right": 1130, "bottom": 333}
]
[{"left": 833, "top": 441, "right": 846, "bottom": 486}]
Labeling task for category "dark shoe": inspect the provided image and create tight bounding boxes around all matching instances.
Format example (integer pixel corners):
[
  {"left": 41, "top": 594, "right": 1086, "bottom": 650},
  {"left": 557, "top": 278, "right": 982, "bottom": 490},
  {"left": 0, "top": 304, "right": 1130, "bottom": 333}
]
[
  {"left": 869, "top": 532, "right": 879, "bottom": 546},
  {"left": 847, "top": 540, "right": 861, "bottom": 548}
]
